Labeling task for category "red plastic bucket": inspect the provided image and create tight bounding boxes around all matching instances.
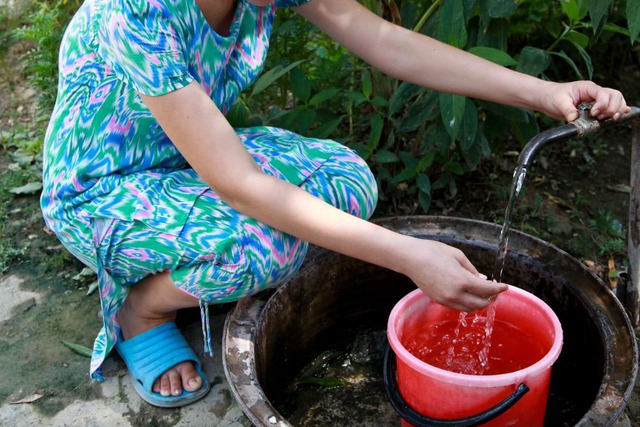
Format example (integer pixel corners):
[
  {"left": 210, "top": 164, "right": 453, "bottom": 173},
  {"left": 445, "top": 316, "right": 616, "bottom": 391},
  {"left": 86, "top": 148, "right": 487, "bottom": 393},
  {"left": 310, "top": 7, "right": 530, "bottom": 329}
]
[{"left": 385, "top": 287, "right": 563, "bottom": 427}]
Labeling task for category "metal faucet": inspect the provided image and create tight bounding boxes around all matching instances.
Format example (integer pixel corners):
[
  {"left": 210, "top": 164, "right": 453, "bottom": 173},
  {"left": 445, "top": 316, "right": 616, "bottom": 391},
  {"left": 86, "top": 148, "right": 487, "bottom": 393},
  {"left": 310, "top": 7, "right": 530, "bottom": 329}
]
[
  {"left": 517, "top": 104, "right": 640, "bottom": 167},
  {"left": 511, "top": 104, "right": 640, "bottom": 324}
]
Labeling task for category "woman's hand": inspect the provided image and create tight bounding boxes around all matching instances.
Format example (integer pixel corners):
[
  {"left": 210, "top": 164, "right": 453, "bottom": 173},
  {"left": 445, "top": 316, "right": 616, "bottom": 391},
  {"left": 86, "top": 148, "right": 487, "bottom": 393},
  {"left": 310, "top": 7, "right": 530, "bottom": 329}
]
[
  {"left": 536, "top": 80, "right": 631, "bottom": 122},
  {"left": 398, "top": 238, "right": 508, "bottom": 313}
]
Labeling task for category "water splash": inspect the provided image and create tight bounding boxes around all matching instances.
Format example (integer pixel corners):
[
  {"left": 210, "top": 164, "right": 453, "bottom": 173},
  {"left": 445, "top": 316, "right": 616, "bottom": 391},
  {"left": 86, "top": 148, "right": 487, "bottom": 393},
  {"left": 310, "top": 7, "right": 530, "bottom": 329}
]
[
  {"left": 476, "top": 165, "right": 528, "bottom": 372},
  {"left": 446, "top": 165, "right": 527, "bottom": 374},
  {"left": 476, "top": 305, "right": 497, "bottom": 375}
]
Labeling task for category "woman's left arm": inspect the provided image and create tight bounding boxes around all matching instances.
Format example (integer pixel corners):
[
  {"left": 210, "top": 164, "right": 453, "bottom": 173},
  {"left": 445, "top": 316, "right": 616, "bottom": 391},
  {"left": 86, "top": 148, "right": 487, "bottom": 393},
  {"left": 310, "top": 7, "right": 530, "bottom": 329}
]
[{"left": 295, "top": 0, "right": 630, "bottom": 122}]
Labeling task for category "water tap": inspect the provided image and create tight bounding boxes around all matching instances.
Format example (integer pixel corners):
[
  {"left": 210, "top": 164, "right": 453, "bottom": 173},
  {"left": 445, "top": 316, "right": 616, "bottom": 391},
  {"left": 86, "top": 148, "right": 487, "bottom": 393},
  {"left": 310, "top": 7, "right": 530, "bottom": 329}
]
[
  {"left": 572, "top": 102, "right": 601, "bottom": 136},
  {"left": 515, "top": 103, "right": 640, "bottom": 167}
]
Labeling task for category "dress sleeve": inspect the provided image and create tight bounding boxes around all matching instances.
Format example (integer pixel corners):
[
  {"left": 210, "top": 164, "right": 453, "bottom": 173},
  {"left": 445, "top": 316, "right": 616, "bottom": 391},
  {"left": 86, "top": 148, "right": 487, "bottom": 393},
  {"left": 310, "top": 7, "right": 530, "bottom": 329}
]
[
  {"left": 275, "top": 0, "right": 313, "bottom": 7},
  {"left": 97, "top": 0, "right": 193, "bottom": 96}
]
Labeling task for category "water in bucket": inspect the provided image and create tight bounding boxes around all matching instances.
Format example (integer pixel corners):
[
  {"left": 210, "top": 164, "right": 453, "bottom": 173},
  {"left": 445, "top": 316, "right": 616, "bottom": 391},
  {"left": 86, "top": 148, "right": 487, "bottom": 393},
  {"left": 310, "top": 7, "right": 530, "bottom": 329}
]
[{"left": 404, "top": 314, "right": 548, "bottom": 376}]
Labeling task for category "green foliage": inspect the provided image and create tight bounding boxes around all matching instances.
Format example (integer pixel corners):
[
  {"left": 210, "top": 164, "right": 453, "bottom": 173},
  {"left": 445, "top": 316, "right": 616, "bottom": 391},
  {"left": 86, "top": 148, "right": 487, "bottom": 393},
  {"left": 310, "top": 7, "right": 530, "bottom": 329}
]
[
  {"left": 10, "top": 0, "right": 639, "bottom": 215},
  {"left": 13, "top": 0, "right": 81, "bottom": 131},
  {"left": 0, "top": 4, "right": 20, "bottom": 80},
  {"left": 230, "top": 0, "right": 637, "bottom": 214},
  {"left": 587, "top": 208, "right": 626, "bottom": 255}
]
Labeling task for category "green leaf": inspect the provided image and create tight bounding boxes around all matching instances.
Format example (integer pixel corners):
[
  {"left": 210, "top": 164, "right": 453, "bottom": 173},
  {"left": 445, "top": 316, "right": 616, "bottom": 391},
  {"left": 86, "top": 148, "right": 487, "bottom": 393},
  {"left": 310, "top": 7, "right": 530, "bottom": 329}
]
[
  {"left": 346, "top": 90, "right": 367, "bottom": 106},
  {"left": 432, "top": 173, "right": 450, "bottom": 190},
  {"left": 418, "top": 190, "right": 431, "bottom": 213},
  {"left": 460, "top": 99, "right": 478, "bottom": 151},
  {"left": 368, "top": 113, "right": 384, "bottom": 150},
  {"left": 362, "top": 70, "right": 372, "bottom": 100},
  {"left": 468, "top": 46, "right": 517, "bottom": 66},
  {"left": 437, "top": 0, "right": 467, "bottom": 48},
  {"left": 516, "top": 46, "right": 551, "bottom": 77},
  {"left": 567, "top": 30, "right": 590, "bottom": 49},
  {"left": 416, "top": 173, "right": 431, "bottom": 194},
  {"left": 462, "top": 0, "right": 477, "bottom": 21},
  {"left": 397, "top": 92, "right": 439, "bottom": 133},
  {"left": 295, "top": 108, "right": 316, "bottom": 134},
  {"left": 446, "top": 160, "right": 465, "bottom": 175},
  {"left": 290, "top": 67, "right": 311, "bottom": 104},
  {"left": 628, "top": 0, "right": 640, "bottom": 43},
  {"left": 449, "top": 177, "right": 458, "bottom": 197},
  {"left": 311, "top": 117, "right": 343, "bottom": 139},
  {"left": 226, "top": 100, "right": 251, "bottom": 128},
  {"left": 9, "top": 182, "right": 42, "bottom": 195},
  {"left": 561, "top": 0, "right": 581, "bottom": 23},
  {"left": 588, "top": 0, "right": 612, "bottom": 36},
  {"left": 550, "top": 50, "right": 584, "bottom": 79},
  {"left": 398, "top": 150, "right": 419, "bottom": 169},
  {"left": 439, "top": 92, "right": 465, "bottom": 141},
  {"left": 477, "top": 101, "right": 531, "bottom": 122},
  {"left": 309, "top": 88, "right": 340, "bottom": 106},
  {"left": 509, "top": 113, "right": 539, "bottom": 145},
  {"left": 389, "top": 82, "right": 424, "bottom": 116},
  {"left": 434, "top": 122, "right": 453, "bottom": 156},
  {"left": 481, "top": 0, "right": 518, "bottom": 18},
  {"left": 570, "top": 40, "right": 594, "bottom": 79},
  {"left": 62, "top": 341, "right": 92, "bottom": 358},
  {"left": 350, "top": 143, "right": 371, "bottom": 160},
  {"left": 374, "top": 149, "right": 399, "bottom": 164},
  {"left": 417, "top": 151, "right": 437, "bottom": 172},
  {"left": 462, "top": 139, "right": 483, "bottom": 169},
  {"left": 370, "top": 96, "right": 389, "bottom": 108},
  {"left": 391, "top": 168, "right": 417, "bottom": 184},
  {"left": 251, "top": 60, "right": 306, "bottom": 97},
  {"left": 479, "top": 131, "right": 491, "bottom": 157}
]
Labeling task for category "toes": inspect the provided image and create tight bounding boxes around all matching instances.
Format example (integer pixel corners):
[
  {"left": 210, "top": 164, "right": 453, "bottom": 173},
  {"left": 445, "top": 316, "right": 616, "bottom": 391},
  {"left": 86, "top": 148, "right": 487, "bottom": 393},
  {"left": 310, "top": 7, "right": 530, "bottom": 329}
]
[
  {"left": 178, "top": 362, "right": 203, "bottom": 392},
  {"left": 153, "top": 378, "right": 162, "bottom": 394},
  {"left": 151, "top": 362, "right": 202, "bottom": 398},
  {"left": 167, "top": 369, "right": 182, "bottom": 396},
  {"left": 160, "top": 372, "right": 174, "bottom": 397},
  {"left": 155, "top": 369, "right": 179, "bottom": 397}
]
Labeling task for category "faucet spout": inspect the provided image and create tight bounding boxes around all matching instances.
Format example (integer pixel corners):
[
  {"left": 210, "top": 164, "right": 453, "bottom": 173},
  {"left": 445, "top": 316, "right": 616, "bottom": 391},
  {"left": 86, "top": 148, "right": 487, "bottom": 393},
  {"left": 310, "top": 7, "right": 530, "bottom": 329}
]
[
  {"left": 517, "top": 105, "right": 640, "bottom": 167},
  {"left": 516, "top": 124, "right": 577, "bottom": 167}
]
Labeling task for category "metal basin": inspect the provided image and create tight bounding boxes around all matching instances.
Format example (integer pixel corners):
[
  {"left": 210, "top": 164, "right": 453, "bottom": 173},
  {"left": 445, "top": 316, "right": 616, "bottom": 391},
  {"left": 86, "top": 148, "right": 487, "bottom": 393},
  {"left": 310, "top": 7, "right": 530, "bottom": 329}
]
[{"left": 223, "top": 216, "right": 638, "bottom": 426}]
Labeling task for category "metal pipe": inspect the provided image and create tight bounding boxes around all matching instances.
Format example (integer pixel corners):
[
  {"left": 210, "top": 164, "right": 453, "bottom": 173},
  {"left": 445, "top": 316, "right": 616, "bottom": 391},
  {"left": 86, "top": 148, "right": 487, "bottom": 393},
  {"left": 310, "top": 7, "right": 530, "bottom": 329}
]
[
  {"left": 628, "top": 120, "right": 640, "bottom": 325},
  {"left": 511, "top": 104, "right": 640, "bottom": 324},
  {"left": 517, "top": 105, "right": 640, "bottom": 167}
]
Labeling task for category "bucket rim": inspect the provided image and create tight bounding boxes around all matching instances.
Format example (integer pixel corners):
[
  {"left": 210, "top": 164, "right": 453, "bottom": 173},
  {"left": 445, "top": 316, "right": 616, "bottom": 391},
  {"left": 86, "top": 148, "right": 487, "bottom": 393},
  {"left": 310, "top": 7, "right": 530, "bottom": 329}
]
[{"left": 387, "top": 286, "right": 564, "bottom": 388}]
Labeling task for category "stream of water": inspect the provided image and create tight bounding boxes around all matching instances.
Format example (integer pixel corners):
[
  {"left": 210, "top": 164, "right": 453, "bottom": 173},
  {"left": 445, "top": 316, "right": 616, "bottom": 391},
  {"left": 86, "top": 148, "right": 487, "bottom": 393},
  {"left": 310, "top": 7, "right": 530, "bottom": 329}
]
[
  {"left": 492, "top": 165, "right": 529, "bottom": 283},
  {"left": 439, "top": 165, "right": 529, "bottom": 375}
]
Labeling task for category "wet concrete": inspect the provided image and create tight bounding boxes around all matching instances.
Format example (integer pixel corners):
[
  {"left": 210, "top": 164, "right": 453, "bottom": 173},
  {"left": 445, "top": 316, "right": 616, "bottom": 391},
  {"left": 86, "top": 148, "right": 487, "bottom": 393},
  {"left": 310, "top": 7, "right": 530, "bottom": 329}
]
[
  {"left": 0, "top": 273, "right": 251, "bottom": 427},
  {"left": 1, "top": 267, "right": 639, "bottom": 426}
]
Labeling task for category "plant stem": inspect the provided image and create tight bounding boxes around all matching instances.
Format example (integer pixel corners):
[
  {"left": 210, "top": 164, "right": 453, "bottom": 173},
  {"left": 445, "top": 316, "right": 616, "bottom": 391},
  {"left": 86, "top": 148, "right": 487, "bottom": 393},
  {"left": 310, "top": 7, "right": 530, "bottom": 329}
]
[
  {"left": 546, "top": 25, "right": 572, "bottom": 52},
  {"left": 413, "top": 0, "right": 441, "bottom": 33}
]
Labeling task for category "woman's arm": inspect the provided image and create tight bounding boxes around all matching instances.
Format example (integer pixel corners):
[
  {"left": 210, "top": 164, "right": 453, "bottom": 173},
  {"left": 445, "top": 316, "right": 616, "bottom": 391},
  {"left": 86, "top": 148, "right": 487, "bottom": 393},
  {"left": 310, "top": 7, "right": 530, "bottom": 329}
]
[
  {"left": 141, "top": 82, "right": 506, "bottom": 312},
  {"left": 295, "top": 0, "right": 630, "bottom": 121}
]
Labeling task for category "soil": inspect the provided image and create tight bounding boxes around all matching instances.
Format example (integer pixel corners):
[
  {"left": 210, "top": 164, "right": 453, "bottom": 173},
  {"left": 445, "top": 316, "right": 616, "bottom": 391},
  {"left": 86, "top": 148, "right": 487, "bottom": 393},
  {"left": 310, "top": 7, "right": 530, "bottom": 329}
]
[{"left": 1, "top": 16, "right": 640, "bottom": 427}]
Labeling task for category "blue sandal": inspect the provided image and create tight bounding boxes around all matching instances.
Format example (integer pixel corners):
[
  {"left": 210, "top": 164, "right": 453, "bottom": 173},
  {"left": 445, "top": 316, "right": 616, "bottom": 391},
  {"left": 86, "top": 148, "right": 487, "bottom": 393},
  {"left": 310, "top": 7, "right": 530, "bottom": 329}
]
[{"left": 116, "top": 322, "right": 211, "bottom": 408}]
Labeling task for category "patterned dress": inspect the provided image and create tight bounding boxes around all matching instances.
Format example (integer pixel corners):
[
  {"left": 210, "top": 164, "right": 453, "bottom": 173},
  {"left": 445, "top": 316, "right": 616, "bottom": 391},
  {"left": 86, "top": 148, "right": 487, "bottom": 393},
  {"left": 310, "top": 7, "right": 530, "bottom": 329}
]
[{"left": 41, "top": 0, "right": 378, "bottom": 381}]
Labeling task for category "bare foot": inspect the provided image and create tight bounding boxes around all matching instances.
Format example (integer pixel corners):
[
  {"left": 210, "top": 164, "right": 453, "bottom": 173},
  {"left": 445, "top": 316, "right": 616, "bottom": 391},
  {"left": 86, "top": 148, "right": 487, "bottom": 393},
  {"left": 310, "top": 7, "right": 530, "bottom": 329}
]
[{"left": 117, "top": 272, "right": 202, "bottom": 396}]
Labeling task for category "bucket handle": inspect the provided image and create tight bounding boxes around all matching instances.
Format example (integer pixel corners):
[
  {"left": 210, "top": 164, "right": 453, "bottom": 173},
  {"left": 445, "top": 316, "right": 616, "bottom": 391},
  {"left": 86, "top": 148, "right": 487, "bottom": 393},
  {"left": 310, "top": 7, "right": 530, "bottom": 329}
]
[{"left": 383, "top": 344, "right": 530, "bottom": 427}]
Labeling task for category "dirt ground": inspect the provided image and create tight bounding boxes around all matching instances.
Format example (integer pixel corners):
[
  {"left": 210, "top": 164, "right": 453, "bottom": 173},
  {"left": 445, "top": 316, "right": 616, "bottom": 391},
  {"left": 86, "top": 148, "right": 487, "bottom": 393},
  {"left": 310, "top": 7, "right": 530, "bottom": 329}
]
[{"left": 1, "top": 16, "right": 640, "bottom": 427}]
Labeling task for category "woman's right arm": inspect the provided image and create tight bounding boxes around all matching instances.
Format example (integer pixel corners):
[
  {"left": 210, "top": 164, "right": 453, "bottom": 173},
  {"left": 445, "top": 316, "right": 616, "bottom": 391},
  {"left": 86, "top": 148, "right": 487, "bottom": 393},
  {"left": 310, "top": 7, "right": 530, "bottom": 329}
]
[{"left": 140, "top": 81, "right": 507, "bottom": 312}]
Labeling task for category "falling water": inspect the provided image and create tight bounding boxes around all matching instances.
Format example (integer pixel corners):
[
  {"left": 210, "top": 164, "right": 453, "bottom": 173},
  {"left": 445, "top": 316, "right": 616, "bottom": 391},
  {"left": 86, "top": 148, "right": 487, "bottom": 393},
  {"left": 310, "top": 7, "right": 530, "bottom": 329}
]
[
  {"left": 492, "top": 165, "right": 528, "bottom": 283},
  {"left": 473, "top": 165, "right": 528, "bottom": 373},
  {"left": 437, "top": 165, "right": 529, "bottom": 375}
]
